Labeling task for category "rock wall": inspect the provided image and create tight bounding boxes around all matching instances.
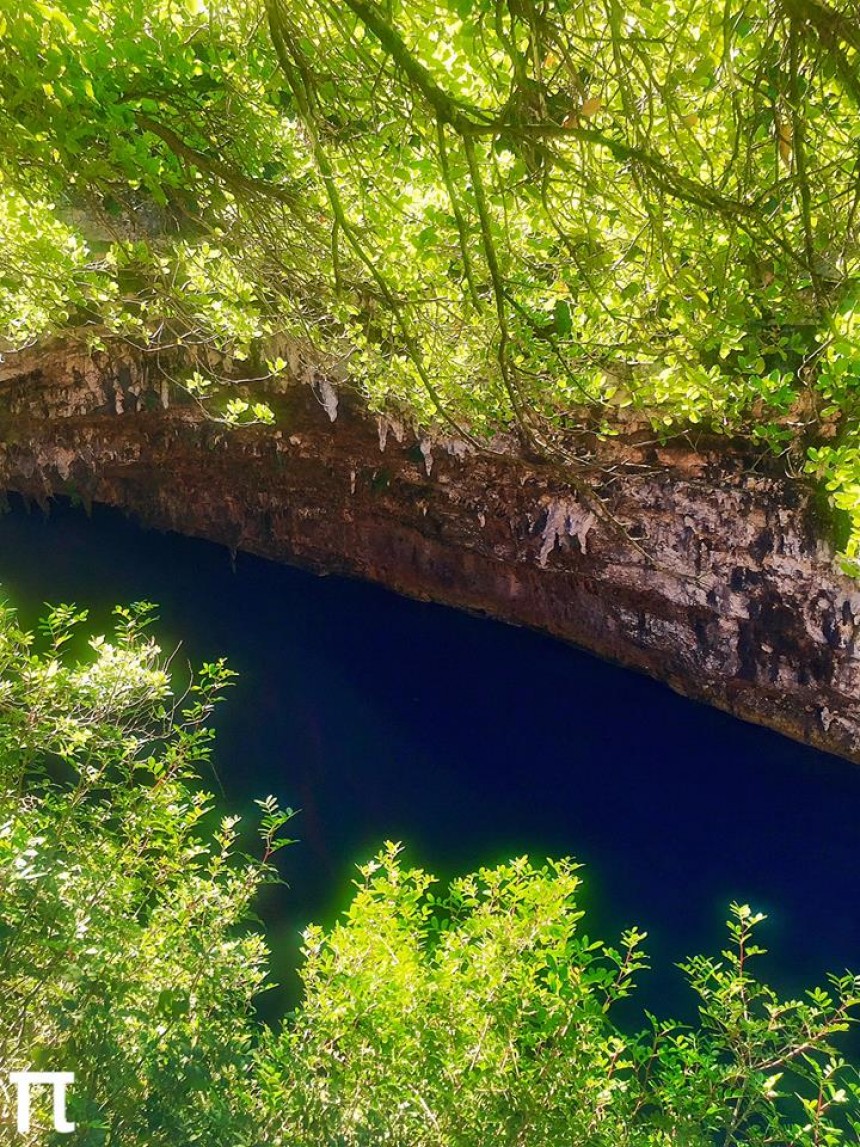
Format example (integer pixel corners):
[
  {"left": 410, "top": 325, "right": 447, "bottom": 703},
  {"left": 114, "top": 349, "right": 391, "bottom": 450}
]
[{"left": 1, "top": 341, "right": 859, "bottom": 761}]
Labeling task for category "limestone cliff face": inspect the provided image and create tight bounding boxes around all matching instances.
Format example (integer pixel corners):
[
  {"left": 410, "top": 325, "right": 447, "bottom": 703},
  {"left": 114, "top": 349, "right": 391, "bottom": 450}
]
[{"left": 1, "top": 340, "right": 859, "bottom": 761}]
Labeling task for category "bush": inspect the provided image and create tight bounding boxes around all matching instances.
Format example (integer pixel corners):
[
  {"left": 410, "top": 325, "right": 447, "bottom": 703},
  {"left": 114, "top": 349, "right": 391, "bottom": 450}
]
[
  {"left": 261, "top": 844, "right": 860, "bottom": 1147},
  {"left": 0, "top": 601, "right": 288, "bottom": 1144}
]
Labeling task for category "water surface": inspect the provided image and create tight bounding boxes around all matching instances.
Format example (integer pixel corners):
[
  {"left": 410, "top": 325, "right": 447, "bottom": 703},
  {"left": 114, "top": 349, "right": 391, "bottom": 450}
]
[{"left": 1, "top": 496, "right": 857, "bottom": 1022}]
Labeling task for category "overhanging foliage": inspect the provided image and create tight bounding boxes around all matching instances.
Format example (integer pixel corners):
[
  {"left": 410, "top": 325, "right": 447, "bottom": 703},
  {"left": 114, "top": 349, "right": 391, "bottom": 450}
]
[{"left": 2, "top": 0, "right": 860, "bottom": 547}]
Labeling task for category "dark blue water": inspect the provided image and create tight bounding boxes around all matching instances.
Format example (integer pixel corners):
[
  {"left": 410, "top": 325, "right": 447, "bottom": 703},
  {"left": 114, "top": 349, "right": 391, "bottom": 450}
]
[{"left": 1, "top": 496, "right": 859, "bottom": 1026}]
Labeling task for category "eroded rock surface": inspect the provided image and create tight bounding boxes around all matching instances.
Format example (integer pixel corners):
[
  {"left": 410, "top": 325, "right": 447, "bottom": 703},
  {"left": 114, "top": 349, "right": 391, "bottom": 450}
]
[{"left": 1, "top": 341, "right": 858, "bottom": 761}]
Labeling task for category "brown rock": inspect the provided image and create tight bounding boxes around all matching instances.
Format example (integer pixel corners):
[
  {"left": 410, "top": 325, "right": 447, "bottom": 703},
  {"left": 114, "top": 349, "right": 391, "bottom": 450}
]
[{"left": 1, "top": 340, "right": 858, "bottom": 761}]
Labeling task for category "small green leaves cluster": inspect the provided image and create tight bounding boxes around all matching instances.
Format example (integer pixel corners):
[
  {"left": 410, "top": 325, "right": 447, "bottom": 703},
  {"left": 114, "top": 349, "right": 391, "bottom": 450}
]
[
  {"left": 0, "top": 598, "right": 291, "bottom": 1145},
  {"left": 0, "top": 0, "right": 302, "bottom": 422},
  {"left": 0, "top": 188, "right": 108, "bottom": 347},
  {"left": 806, "top": 291, "right": 860, "bottom": 559}
]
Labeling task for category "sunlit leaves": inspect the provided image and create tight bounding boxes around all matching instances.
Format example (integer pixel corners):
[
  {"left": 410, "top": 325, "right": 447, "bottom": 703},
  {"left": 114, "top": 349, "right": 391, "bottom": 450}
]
[
  {"left": 0, "top": 600, "right": 291, "bottom": 1144},
  {"left": 3, "top": 0, "right": 860, "bottom": 543},
  {"left": 260, "top": 852, "right": 860, "bottom": 1146}
]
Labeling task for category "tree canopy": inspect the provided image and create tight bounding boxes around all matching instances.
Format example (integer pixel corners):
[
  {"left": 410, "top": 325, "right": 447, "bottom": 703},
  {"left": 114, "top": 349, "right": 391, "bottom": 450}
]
[{"left": 2, "top": 0, "right": 860, "bottom": 546}]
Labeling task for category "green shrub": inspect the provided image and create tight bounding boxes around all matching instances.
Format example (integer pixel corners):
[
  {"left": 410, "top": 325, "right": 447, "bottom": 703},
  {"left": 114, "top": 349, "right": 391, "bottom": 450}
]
[
  {"left": 0, "top": 601, "right": 289, "bottom": 1144},
  {"left": 261, "top": 845, "right": 860, "bottom": 1147}
]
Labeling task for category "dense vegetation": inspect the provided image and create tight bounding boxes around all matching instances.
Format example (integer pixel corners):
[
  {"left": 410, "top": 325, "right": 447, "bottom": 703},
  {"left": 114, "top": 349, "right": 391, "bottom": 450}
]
[
  {"left": 2, "top": 0, "right": 860, "bottom": 552},
  {"left": 2, "top": 602, "right": 860, "bottom": 1144},
  {"left": 4, "top": 5, "right": 860, "bottom": 1140}
]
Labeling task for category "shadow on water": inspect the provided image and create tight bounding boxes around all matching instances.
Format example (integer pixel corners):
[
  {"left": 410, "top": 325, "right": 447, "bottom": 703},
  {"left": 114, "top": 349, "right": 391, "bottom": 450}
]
[{"left": 1, "top": 495, "right": 859, "bottom": 1033}]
